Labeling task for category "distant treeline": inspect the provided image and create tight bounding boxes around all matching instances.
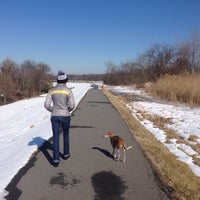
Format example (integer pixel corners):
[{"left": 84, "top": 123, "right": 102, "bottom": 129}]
[
  {"left": 0, "top": 57, "right": 106, "bottom": 105},
  {"left": 0, "top": 58, "right": 52, "bottom": 105},
  {"left": 103, "top": 35, "right": 200, "bottom": 85},
  {"left": 1, "top": 34, "right": 200, "bottom": 105},
  {"left": 69, "top": 74, "right": 105, "bottom": 82},
  {"left": 69, "top": 34, "right": 200, "bottom": 86}
]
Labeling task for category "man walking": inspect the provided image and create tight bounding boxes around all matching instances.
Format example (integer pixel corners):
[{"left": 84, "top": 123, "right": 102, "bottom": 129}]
[{"left": 44, "top": 70, "right": 75, "bottom": 167}]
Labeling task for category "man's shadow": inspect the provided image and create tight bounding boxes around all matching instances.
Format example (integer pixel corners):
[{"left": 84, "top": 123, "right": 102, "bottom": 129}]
[
  {"left": 92, "top": 147, "right": 114, "bottom": 159},
  {"left": 29, "top": 137, "right": 55, "bottom": 165}
]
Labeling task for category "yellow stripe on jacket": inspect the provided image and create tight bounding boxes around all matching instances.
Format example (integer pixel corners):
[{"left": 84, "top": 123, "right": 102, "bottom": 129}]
[{"left": 51, "top": 90, "right": 70, "bottom": 95}]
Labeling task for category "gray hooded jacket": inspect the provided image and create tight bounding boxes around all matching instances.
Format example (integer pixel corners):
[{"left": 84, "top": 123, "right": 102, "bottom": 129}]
[{"left": 44, "top": 83, "right": 75, "bottom": 116}]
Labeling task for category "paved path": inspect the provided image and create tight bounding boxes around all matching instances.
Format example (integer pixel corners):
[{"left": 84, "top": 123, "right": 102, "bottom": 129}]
[{"left": 5, "top": 88, "right": 170, "bottom": 200}]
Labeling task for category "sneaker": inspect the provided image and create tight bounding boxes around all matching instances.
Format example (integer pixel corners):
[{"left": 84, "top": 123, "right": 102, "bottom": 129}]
[
  {"left": 53, "top": 162, "right": 59, "bottom": 167},
  {"left": 63, "top": 154, "right": 71, "bottom": 160}
]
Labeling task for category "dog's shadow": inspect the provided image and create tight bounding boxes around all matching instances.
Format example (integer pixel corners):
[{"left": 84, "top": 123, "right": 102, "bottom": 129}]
[{"left": 92, "top": 147, "right": 114, "bottom": 159}]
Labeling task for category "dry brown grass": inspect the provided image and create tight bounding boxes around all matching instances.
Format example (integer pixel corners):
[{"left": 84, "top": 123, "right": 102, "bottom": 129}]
[
  {"left": 145, "top": 72, "right": 200, "bottom": 107},
  {"left": 188, "top": 135, "right": 199, "bottom": 142},
  {"left": 103, "top": 89, "right": 200, "bottom": 200}
]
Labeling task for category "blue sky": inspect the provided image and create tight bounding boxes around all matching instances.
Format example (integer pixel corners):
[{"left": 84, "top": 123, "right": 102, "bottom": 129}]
[{"left": 0, "top": 0, "right": 199, "bottom": 75}]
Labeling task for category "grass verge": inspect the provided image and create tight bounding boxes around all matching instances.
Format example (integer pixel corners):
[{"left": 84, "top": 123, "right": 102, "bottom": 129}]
[{"left": 103, "top": 89, "right": 200, "bottom": 200}]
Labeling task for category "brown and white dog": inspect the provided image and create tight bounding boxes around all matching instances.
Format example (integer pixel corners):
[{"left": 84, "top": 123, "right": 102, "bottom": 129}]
[{"left": 104, "top": 131, "right": 132, "bottom": 163}]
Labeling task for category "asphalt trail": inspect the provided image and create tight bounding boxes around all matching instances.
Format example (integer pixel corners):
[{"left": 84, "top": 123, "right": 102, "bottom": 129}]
[{"left": 5, "top": 87, "right": 170, "bottom": 200}]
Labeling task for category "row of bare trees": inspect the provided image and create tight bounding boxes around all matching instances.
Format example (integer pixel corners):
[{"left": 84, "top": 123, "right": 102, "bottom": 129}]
[
  {"left": 103, "top": 35, "right": 200, "bottom": 85},
  {"left": 0, "top": 58, "right": 51, "bottom": 105}
]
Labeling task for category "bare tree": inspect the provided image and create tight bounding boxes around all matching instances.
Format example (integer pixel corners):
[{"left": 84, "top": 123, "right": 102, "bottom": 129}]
[
  {"left": 20, "top": 60, "right": 38, "bottom": 97},
  {"left": 19, "top": 60, "right": 52, "bottom": 97},
  {"left": 0, "top": 58, "right": 19, "bottom": 104},
  {"left": 139, "top": 43, "right": 175, "bottom": 81},
  {"left": 120, "top": 61, "right": 146, "bottom": 84},
  {"left": 175, "top": 33, "right": 200, "bottom": 72},
  {"left": 104, "top": 61, "right": 118, "bottom": 85},
  {"left": 35, "top": 62, "right": 51, "bottom": 93}
]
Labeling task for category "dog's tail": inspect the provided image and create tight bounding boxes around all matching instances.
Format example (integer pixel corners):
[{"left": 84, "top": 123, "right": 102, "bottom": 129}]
[{"left": 125, "top": 145, "right": 132, "bottom": 150}]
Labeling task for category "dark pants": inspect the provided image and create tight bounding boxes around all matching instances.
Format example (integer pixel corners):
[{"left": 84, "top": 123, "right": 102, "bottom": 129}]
[{"left": 51, "top": 116, "right": 71, "bottom": 162}]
